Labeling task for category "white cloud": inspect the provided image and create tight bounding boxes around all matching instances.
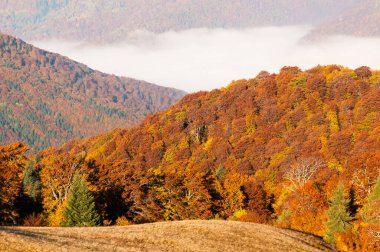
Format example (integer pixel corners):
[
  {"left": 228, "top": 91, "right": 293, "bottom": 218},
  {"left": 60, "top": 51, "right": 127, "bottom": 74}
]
[{"left": 33, "top": 27, "right": 380, "bottom": 92}]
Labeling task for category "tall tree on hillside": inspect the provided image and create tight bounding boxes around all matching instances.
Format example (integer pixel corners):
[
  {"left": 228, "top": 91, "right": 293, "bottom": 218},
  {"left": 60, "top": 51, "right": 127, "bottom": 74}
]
[
  {"left": 22, "top": 161, "right": 41, "bottom": 202},
  {"left": 360, "top": 175, "right": 380, "bottom": 248},
  {"left": 40, "top": 151, "right": 86, "bottom": 226},
  {"left": 63, "top": 173, "right": 99, "bottom": 227},
  {"left": 17, "top": 160, "right": 43, "bottom": 219},
  {"left": 362, "top": 176, "right": 380, "bottom": 223},
  {"left": 0, "top": 142, "right": 28, "bottom": 225},
  {"left": 325, "top": 184, "right": 353, "bottom": 244}
]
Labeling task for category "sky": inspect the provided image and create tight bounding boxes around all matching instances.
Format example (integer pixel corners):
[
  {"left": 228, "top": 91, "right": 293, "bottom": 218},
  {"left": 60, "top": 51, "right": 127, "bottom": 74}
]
[{"left": 34, "top": 26, "right": 380, "bottom": 92}]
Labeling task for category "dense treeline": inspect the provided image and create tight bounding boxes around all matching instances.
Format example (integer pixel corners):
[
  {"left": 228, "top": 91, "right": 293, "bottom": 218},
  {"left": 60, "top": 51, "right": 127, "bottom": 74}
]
[
  {"left": 0, "top": 65, "right": 379, "bottom": 250},
  {"left": 0, "top": 32, "right": 185, "bottom": 151}
]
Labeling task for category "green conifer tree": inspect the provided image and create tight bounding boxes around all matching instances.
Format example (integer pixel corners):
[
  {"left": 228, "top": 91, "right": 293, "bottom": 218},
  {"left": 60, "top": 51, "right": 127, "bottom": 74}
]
[
  {"left": 63, "top": 173, "right": 99, "bottom": 227},
  {"left": 23, "top": 162, "right": 41, "bottom": 201},
  {"left": 361, "top": 176, "right": 380, "bottom": 223},
  {"left": 325, "top": 183, "right": 353, "bottom": 244}
]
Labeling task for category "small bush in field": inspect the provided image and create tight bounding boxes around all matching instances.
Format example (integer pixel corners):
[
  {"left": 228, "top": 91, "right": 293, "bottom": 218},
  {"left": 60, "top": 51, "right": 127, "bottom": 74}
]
[
  {"left": 238, "top": 211, "right": 269, "bottom": 224},
  {"left": 115, "top": 216, "right": 130, "bottom": 226},
  {"left": 103, "top": 219, "right": 112, "bottom": 226},
  {"left": 23, "top": 213, "right": 43, "bottom": 226},
  {"left": 228, "top": 209, "right": 247, "bottom": 221}
]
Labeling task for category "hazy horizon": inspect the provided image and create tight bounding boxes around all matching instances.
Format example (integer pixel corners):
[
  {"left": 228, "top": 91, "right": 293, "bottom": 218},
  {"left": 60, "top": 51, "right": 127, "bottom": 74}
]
[{"left": 33, "top": 26, "right": 380, "bottom": 92}]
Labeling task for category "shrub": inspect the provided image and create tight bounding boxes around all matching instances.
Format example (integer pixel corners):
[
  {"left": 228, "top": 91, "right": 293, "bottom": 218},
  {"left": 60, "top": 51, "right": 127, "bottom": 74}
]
[
  {"left": 115, "top": 216, "right": 131, "bottom": 226},
  {"left": 23, "top": 213, "right": 43, "bottom": 226}
]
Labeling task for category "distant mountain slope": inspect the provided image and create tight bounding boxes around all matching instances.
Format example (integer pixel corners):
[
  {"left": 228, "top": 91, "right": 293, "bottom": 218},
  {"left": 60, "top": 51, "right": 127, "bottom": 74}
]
[
  {"left": 0, "top": 32, "right": 185, "bottom": 151},
  {"left": 0, "top": 220, "right": 331, "bottom": 251},
  {"left": 0, "top": 0, "right": 358, "bottom": 43},
  {"left": 306, "top": 1, "right": 380, "bottom": 40}
]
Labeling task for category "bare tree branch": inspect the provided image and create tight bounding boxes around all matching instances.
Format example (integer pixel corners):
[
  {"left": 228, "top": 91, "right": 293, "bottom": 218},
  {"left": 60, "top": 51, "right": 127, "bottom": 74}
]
[{"left": 285, "top": 157, "right": 324, "bottom": 190}]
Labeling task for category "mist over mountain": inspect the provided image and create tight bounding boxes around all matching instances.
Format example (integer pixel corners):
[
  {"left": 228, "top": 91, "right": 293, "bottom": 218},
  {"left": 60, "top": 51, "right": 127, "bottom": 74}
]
[
  {"left": 3, "top": 1, "right": 380, "bottom": 92},
  {"left": 33, "top": 27, "right": 380, "bottom": 92},
  {"left": 0, "top": 32, "right": 185, "bottom": 151},
  {"left": 0, "top": 0, "right": 364, "bottom": 43}
]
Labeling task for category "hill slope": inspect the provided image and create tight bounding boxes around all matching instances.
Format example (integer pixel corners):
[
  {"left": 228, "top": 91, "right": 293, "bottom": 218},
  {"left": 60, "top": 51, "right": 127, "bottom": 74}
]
[
  {"left": 32, "top": 66, "right": 380, "bottom": 248},
  {"left": 0, "top": 0, "right": 358, "bottom": 43},
  {"left": 0, "top": 32, "right": 185, "bottom": 151},
  {"left": 0, "top": 220, "right": 330, "bottom": 251}
]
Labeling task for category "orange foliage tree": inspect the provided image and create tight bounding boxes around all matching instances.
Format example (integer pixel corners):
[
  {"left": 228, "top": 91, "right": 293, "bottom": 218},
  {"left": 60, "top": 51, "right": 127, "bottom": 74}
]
[{"left": 0, "top": 142, "right": 28, "bottom": 224}]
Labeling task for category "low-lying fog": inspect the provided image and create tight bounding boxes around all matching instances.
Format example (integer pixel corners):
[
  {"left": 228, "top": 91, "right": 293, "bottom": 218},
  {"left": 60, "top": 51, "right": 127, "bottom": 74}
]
[{"left": 34, "top": 26, "right": 380, "bottom": 92}]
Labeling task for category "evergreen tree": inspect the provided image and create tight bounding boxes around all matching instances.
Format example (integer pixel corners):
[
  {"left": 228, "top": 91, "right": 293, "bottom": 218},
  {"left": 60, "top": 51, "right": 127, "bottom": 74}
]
[
  {"left": 22, "top": 161, "right": 41, "bottom": 201},
  {"left": 18, "top": 161, "right": 43, "bottom": 218},
  {"left": 361, "top": 176, "right": 380, "bottom": 223},
  {"left": 325, "top": 183, "right": 353, "bottom": 244},
  {"left": 63, "top": 173, "right": 99, "bottom": 227}
]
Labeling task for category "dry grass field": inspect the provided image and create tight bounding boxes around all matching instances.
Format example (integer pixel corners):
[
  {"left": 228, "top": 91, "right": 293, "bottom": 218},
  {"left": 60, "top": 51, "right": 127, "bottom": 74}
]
[{"left": 0, "top": 220, "right": 331, "bottom": 252}]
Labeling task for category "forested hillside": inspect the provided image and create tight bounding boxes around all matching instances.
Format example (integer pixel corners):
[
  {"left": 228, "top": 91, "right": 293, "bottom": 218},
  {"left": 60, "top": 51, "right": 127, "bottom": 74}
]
[
  {"left": 0, "top": 32, "right": 185, "bottom": 151},
  {"left": 306, "top": 0, "right": 380, "bottom": 39},
  {"left": 0, "top": 0, "right": 359, "bottom": 43},
  {"left": 1, "top": 66, "right": 379, "bottom": 250}
]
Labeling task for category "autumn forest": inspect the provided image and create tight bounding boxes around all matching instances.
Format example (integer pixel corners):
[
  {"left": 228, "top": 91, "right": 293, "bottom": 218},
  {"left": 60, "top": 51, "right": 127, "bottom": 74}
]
[{"left": 1, "top": 64, "right": 380, "bottom": 250}]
